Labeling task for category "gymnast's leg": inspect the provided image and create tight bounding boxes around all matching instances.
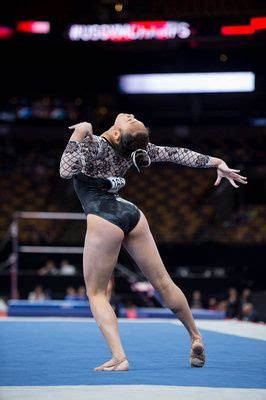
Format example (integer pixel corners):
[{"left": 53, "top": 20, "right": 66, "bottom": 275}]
[
  {"left": 83, "top": 214, "right": 128, "bottom": 371},
  {"left": 123, "top": 211, "right": 205, "bottom": 367}
]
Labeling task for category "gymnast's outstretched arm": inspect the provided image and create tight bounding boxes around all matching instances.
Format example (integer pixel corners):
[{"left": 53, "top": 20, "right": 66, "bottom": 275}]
[
  {"left": 59, "top": 122, "right": 99, "bottom": 179},
  {"left": 147, "top": 142, "right": 248, "bottom": 188}
]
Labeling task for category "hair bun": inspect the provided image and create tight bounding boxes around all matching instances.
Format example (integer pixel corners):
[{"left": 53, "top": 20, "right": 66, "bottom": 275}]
[{"left": 131, "top": 149, "right": 151, "bottom": 172}]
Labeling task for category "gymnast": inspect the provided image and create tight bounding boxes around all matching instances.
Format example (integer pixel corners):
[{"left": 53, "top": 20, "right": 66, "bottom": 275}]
[{"left": 60, "top": 113, "right": 247, "bottom": 371}]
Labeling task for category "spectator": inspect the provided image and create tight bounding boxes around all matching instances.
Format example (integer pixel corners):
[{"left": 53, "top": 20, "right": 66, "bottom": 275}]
[
  {"left": 241, "top": 302, "right": 259, "bottom": 322},
  {"left": 59, "top": 259, "right": 76, "bottom": 276},
  {"left": 217, "top": 300, "right": 227, "bottom": 313},
  {"left": 241, "top": 288, "right": 252, "bottom": 304},
  {"left": 208, "top": 297, "right": 218, "bottom": 311},
  {"left": 226, "top": 287, "right": 239, "bottom": 319},
  {"left": 28, "top": 285, "right": 47, "bottom": 302},
  {"left": 77, "top": 286, "right": 87, "bottom": 300},
  {"left": 38, "top": 260, "right": 58, "bottom": 276},
  {"left": 190, "top": 290, "right": 203, "bottom": 309},
  {"left": 65, "top": 287, "right": 77, "bottom": 300}
]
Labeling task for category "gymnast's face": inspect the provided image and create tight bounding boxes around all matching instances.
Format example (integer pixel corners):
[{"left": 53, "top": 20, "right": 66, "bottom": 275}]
[
  {"left": 114, "top": 113, "right": 149, "bottom": 157},
  {"left": 114, "top": 113, "right": 146, "bottom": 132}
]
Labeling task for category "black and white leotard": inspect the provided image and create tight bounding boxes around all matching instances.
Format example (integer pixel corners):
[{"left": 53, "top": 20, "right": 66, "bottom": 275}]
[{"left": 59, "top": 135, "right": 211, "bottom": 235}]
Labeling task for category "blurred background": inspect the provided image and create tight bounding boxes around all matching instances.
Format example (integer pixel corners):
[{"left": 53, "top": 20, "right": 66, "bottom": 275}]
[{"left": 0, "top": 0, "right": 265, "bottom": 321}]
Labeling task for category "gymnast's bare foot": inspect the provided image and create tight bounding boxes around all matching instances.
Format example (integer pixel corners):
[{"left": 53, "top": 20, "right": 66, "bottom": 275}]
[
  {"left": 190, "top": 336, "right": 205, "bottom": 368},
  {"left": 94, "top": 357, "right": 129, "bottom": 371}
]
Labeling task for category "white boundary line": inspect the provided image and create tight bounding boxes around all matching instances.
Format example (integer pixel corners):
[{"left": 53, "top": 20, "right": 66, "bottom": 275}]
[
  {"left": 171, "top": 320, "right": 266, "bottom": 341},
  {"left": 1, "top": 317, "right": 266, "bottom": 340},
  {"left": 0, "top": 385, "right": 265, "bottom": 400}
]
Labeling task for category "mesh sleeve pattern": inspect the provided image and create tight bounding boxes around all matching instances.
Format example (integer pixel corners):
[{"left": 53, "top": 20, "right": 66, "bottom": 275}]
[
  {"left": 59, "top": 136, "right": 100, "bottom": 179},
  {"left": 59, "top": 141, "right": 82, "bottom": 179},
  {"left": 147, "top": 142, "right": 211, "bottom": 168}
]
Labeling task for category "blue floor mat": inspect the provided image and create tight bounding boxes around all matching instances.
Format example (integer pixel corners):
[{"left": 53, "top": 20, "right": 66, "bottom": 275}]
[{"left": 0, "top": 321, "right": 265, "bottom": 388}]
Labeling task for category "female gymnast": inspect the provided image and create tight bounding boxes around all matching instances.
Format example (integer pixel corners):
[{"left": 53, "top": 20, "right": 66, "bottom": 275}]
[{"left": 60, "top": 113, "right": 247, "bottom": 371}]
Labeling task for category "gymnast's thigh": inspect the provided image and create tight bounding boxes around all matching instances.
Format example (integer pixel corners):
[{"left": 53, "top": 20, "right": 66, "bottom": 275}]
[
  {"left": 123, "top": 211, "right": 172, "bottom": 291},
  {"left": 83, "top": 214, "right": 124, "bottom": 294}
]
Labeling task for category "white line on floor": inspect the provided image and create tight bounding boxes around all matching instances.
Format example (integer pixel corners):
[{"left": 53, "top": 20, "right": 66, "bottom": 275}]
[
  {"left": 1, "top": 317, "right": 265, "bottom": 340},
  {"left": 1, "top": 385, "right": 265, "bottom": 400},
  {"left": 173, "top": 320, "right": 266, "bottom": 341}
]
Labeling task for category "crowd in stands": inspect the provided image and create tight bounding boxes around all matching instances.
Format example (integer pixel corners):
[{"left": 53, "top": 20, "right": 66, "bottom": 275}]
[
  {"left": 189, "top": 287, "right": 259, "bottom": 322},
  {"left": 0, "top": 93, "right": 115, "bottom": 124},
  {"left": 38, "top": 259, "right": 77, "bottom": 276},
  {"left": 23, "top": 284, "right": 261, "bottom": 323},
  {"left": 27, "top": 284, "right": 87, "bottom": 302},
  {"left": 0, "top": 97, "right": 82, "bottom": 122}
]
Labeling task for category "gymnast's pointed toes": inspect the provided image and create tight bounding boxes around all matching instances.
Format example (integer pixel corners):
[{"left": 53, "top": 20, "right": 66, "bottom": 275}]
[{"left": 94, "top": 358, "right": 129, "bottom": 372}]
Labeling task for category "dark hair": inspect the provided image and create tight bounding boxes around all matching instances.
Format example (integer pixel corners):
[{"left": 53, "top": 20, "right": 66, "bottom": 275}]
[
  {"left": 116, "top": 129, "right": 150, "bottom": 171},
  {"left": 119, "top": 131, "right": 148, "bottom": 156}
]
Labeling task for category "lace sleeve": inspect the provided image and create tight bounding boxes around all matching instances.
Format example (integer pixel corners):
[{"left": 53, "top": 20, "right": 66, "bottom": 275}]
[
  {"left": 59, "top": 136, "right": 100, "bottom": 179},
  {"left": 147, "top": 142, "right": 211, "bottom": 168}
]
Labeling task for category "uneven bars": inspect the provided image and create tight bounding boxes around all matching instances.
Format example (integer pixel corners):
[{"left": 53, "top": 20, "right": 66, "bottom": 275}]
[
  {"left": 10, "top": 211, "right": 86, "bottom": 299},
  {"left": 19, "top": 246, "right": 84, "bottom": 254},
  {"left": 16, "top": 211, "right": 86, "bottom": 220}
]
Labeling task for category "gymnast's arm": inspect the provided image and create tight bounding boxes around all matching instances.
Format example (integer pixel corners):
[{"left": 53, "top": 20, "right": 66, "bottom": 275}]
[
  {"left": 59, "top": 122, "right": 95, "bottom": 179},
  {"left": 147, "top": 142, "right": 248, "bottom": 188}
]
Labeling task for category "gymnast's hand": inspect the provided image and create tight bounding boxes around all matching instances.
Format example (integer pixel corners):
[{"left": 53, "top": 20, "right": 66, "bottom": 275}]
[
  {"left": 68, "top": 122, "right": 93, "bottom": 141},
  {"left": 214, "top": 160, "right": 248, "bottom": 188}
]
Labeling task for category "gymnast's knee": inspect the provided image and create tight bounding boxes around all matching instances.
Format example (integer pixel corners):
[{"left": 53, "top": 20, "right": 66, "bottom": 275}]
[{"left": 86, "top": 286, "right": 107, "bottom": 301}]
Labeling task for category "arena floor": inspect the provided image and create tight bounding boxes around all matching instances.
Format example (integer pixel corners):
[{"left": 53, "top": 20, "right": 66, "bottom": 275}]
[{"left": 0, "top": 318, "right": 265, "bottom": 400}]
